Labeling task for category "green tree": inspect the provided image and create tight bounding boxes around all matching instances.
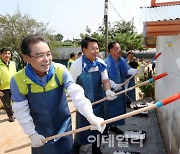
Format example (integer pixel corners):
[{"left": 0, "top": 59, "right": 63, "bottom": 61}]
[
  {"left": 111, "top": 21, "right": 143, "bottom": 51},
  {"left": 114, "top": 32, "right": 143, "bottom": 51},
  {"left": 81, "top": 20, "right": 144, "bottom": 53},
  {"left": 113, "top": 21, "right": 134, "bottom": 34},
  {"left": 54, "top": 33, "right": 63, "bottom": 42},
  {"left": 0, "top": 9, "right": 59, "bottom": 69},
  {"left": 80, "top": 28, "right": 106, "bottom": 51}
]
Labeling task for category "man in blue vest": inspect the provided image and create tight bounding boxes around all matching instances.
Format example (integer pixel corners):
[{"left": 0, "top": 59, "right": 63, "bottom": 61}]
[
  {"left": 0, "top": 48, "right": 17, "bottom": 122},
  {"left": 104, "top": 41, "right": 142, "bottom": 135},
  {"left": 70, "top": 37, "right": 117, "bottom": 154},
  {"left": 10, "top": 34, "right": 106, "bottom": 154},
  {"left": 125, "top": 51, "right": 139, "bottom": 107}
]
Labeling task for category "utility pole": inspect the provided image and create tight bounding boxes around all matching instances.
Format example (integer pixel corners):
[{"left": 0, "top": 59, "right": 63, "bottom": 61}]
[
  {"left": 104, "top": 0, "right": 108, "bottom": 57},
  {"left": 132, "top": 17, "right": 134, "bottom": 33}
]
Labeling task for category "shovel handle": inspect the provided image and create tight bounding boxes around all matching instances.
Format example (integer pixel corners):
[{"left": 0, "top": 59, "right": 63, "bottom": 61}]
[{"left": 5, "top": 92, "right": 180, "bottom": 153}]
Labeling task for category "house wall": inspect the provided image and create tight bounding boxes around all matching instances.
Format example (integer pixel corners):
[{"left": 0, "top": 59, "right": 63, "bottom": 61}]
[{"left": 155, "top": 35, "right": 180, "bottom": 154}]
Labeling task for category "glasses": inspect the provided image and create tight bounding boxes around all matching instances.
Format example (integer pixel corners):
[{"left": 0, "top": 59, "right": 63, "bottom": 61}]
[{"left": 30, "top": 51, "right": 52, "bottom": 59}]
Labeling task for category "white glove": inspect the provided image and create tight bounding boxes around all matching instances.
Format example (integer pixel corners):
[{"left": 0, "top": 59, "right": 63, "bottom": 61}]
[
  {"left": 135, "top": 68, "right": 143, "bottom": 75},
  {"left": 113, "top": 83, "right": 122, "bottom": 91},
  {"left": 86, "top": 113, "right": 106, "bottom": 133},
  {"left": 106, "top": 90, "right": 117, "bottom": 101},
  {"left": 29, "top": 132, "right": 45, "bottom": 147},
  {"left": 110, "top": 80, "right": 122, "bottom": 91}
]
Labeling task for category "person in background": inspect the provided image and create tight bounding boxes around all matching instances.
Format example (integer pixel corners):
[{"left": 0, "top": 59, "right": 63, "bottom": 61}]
[
  {"left": 10, "top": 34, "right": 106, "bottom": 154},
  {"left": 67, "top": 53, "right": 76, "bottom": 70},
  {"left": 70, "top": 37, "right": 117, "bottom": 154},
  {"left": 152, "top": 60, "right": 156, "bottom": 74},
  {"left": 136, "top": 58, "right": 142, "bottom": 68},
  {"left": 125, "top": 51, "right": 139, "bottom": 107},
  {"left": 103, "top": 42, "right": 142, "bottom": 135},
  {"left": 0, "top": 48, "right": 17, "bottom": 122},
  {"left": 77, "top": 51, "right": 82, "bottom": 58},
  {"left": 126, "top": 51, "right": 139, "bottom": 69}
]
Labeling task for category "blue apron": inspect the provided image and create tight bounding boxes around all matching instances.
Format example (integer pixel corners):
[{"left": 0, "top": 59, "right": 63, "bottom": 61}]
[
  {"left": 126, "top": 75, "right": 136, "bottom": 102},
  {"left": 104, "top": 59, "right": 126, "bottom": 127},
  {"left": 27, "top": 75, "right": 73, "bottom": 154},
  {"left": 75, "top": 71, "right": 105, "bottom": 145}
]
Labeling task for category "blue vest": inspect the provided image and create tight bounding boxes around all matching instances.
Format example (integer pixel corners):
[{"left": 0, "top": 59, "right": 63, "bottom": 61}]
[
  {"left": 27, "top": 75, "right": 73, "bottom": 154},
  {"left": 75, "top": 71, "right": 105, "bottom": 145},
  {"left": 126, "top": 75, "right": 136, "bottom": 102},
  {"left": 104, "top": 57, "right": 126, "bottom": 127},
  {"left": 125, "top": 59, "right": 136, "bottom": 102}
]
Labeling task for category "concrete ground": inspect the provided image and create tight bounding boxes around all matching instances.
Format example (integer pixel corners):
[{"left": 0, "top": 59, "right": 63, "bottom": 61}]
[
  {"left": 79, "top": 98, "right": 167, "bottom": 154},
  {"left": 0, "top": 88, "right": 166, "bottom": 154}
]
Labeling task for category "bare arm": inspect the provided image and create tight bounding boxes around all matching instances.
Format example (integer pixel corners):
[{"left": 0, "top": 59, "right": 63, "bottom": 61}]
[{"left": 102, "top": 79, "right": 111, "bottom": 91}]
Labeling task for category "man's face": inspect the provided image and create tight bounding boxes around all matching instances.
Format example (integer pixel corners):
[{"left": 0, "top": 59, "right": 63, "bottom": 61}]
[
  {"left": 128, "top": 54, "right": 134, "bottom": 61},
  {"left": 1, "top": 50, "right": 11, "bottom": 63},
  {"left": 72, "top": 56, "right": 76, "bottom": 61},
  {"left": 110, "top": 43, "right": 122, "bottom": 58},
  {"left": 24, "top": 41, "right": 52, "bottom": 77},
  {"left": 83, "top": 42, "right": 99, "bottom": 62}
]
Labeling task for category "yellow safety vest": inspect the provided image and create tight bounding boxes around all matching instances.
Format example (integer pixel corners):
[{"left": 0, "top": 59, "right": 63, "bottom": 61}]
[
  {"left": 67, "top": 59, "right": 74, "bottom": 71},
  {"left": 13, "top": 63, "right": 65, "bottom": 95},
  {"left": 0, "top": 59, "right": 17, "bottom": 90}
]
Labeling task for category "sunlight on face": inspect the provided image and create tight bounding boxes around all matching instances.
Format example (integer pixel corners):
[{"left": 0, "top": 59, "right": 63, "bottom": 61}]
[
  {"left": 111, "top": 43, "right": 122, "bottom": 59},
  {"left": 1, "top": 51, "right": 11, "bottom": 63},
  {"left": 83, "top": 42, "right": 99, "bottom": 62},
  {"left": 26, "top": 41, "right": 52, "bottom": 77}
]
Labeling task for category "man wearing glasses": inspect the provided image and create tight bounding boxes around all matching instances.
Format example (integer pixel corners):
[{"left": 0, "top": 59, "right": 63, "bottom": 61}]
[{"left": 10, "top": 34, "right": 106, "bottom": 154}]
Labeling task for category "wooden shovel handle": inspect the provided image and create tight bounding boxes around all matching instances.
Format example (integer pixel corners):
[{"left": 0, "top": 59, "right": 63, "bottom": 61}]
[
  {"left": 5, "top": 92, "right": 179, "bottom": 153},
  {"left": 5, "top": 103, "right": 156, "bottom": 153}
]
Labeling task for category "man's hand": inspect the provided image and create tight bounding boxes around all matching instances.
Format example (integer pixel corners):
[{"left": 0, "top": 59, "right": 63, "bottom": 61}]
[
  {"left": 106, "top": 90, "right": 117, "bottom": 101},
  {"left": 29, "top": 132, "right": 45, "bottom": 147},
  {"left": 135, "top": 68, "right": 143, "bottom": 75},
  {"left": 86, "top": 114, "right": 106, "bottom": 133},
  {"left": 113, "top": 83, "right": 122, "bottom": 91},
  {"left": 0, "top": 91, "right": 4, "bottom": 97}
]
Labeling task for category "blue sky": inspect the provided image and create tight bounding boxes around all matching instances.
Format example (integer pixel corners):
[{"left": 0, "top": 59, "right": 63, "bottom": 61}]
[{"left": 0, "top": 0, "right": 176, "bottom": 40}]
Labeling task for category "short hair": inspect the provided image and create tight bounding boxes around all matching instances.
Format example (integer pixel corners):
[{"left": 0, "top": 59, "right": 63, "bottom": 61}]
[
  {"left": 70, "top": 53, "right": 75, "bottom": 58},
  {"left": 127, "top": 51, "right": 134, "bottom": 55},
  {"left": 21, "top": 34, "right": 48, "bottom": 55},
  {"left": 108, "top": 41, "right": 117, "bottom": 52},
  {"left": 0, "top": 48, "right": 11, "bottom": 54},
  {"left": 81, "top": 36, "right": 98, "bottom": 49},
  {"left": 78, "top": 52, "right": 82, "bottom": 56}
]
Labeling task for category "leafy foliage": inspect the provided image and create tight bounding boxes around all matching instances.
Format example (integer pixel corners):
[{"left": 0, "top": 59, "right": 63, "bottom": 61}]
[
  {"left": 54, "top": 33, "right": 63, "bottom": 42},
  {"left": 81, "top": 20, "right": 144, "bottom": 52},
  {"left": 138, "top": 67, "right": 155, "bottom": 99},
  {"left": 0, "top": 9, "right": 60, "bottom": 69}
]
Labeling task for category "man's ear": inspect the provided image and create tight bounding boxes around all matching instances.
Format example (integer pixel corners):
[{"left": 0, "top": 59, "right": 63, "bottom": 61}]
[
  {"left": 22, "top": 54, "right": 30, "bottom": 63},
  {"left": 82, "top": 47, "right": 87, "bottom": 54}
]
